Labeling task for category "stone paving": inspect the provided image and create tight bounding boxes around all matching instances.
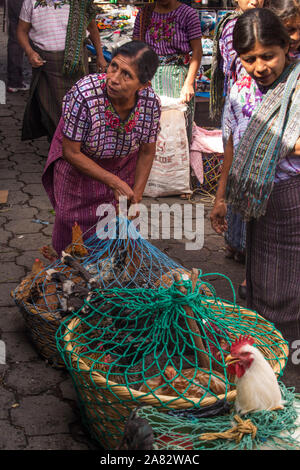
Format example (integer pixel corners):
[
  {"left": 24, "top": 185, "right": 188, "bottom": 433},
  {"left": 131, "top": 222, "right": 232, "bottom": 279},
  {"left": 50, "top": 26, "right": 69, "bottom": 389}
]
[{"left": 0, "top": 7, "right": 299, "bottom": 451}]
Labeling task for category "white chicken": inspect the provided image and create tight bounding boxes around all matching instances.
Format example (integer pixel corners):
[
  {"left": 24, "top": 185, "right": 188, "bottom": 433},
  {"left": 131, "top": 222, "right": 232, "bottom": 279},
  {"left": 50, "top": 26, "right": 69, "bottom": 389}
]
[{"left": 225, "top": 335, "right": 284, "bottom": 415}]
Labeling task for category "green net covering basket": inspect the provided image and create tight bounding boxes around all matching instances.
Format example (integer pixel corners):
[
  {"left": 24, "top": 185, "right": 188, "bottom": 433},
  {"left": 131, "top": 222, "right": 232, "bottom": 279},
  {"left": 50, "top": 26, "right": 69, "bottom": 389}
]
[
  {"left": 56, "top": 270, "right": 288, "bottom": 449},
  {"left": 134, "top": 388, "right": 300, "bottom": 450}
]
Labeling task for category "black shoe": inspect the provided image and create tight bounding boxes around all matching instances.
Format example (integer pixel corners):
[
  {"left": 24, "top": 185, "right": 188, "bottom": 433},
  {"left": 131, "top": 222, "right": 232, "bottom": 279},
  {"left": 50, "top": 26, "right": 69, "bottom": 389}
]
[{"left": 238, "top": 284, "right": 247, "bottom": 300}]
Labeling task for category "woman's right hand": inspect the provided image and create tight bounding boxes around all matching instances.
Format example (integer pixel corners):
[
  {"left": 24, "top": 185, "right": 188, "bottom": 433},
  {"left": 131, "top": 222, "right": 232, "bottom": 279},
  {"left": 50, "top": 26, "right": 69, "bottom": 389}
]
[
  {"left": 111, "top": 178, "right": 135, "bottom": 204},
  {"left": 28, "top": 51, "right": 45, "bottom": 68},
  {"left": 210, "top": 200, "right": 228, "bottom": 234}
]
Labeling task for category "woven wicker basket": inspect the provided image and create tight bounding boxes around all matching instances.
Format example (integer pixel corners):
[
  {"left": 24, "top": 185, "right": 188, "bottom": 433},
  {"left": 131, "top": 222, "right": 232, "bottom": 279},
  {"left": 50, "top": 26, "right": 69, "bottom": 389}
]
[
  {"left": 15, "top": 299, "right": 66, "bottom": 368},
  {"left": 60, "top": 301, "right": 288, "bottom": 449},
  {"left": 12, "top": 267, "right": 200, "bottom": 369}
]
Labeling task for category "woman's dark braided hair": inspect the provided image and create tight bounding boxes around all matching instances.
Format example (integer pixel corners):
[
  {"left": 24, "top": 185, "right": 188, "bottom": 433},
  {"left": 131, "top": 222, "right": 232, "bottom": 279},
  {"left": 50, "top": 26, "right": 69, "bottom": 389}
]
[{"left": 139, "top": 2, "right": 156, "bottom": 41}]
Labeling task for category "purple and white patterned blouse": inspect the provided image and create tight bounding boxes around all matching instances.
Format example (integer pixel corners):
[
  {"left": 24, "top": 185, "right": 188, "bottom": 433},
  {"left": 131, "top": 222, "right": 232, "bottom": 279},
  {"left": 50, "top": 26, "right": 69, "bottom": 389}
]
[
  {"left": 219, "top": 17, "right": 246, "bottom": 96},
  {"left": 133, "top": 4, "right": 202, "bottom": 56},
  {"left": 62, "top": 74, "right": 161, "bottom": 159},
  {"left": 225, "top": 75, "right": 300, "bottom": 183},
  {"left": 290, "top": 50, "right": 300, "bottom": 60}
]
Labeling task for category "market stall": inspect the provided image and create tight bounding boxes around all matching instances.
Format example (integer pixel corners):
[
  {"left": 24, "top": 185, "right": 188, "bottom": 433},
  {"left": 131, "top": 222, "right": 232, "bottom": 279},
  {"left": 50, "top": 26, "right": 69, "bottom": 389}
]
[{"left": 92, "top": 1, "right": 234, "bottom": 99}]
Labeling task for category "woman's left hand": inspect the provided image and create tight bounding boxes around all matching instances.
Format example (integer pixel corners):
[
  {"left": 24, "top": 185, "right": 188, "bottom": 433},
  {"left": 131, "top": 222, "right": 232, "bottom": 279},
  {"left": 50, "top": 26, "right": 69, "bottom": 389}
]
[
  {"left": 180, "top": 83, "right": 195, "bottom": 103},
  {"left": 127, "top": 192, "right": 143, "bottom": 220},
  {"left": 210, "top": 200, "right": 228, "bottom": 234},
  {"left": 96, "top": 55, "right": 107, "bottom": 73}
]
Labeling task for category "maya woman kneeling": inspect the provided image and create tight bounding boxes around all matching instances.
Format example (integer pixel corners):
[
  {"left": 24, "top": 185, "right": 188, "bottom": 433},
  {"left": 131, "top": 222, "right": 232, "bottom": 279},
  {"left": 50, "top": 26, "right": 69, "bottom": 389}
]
[{"left": 42, "top": 41, "right": 161, "bottom": 255}]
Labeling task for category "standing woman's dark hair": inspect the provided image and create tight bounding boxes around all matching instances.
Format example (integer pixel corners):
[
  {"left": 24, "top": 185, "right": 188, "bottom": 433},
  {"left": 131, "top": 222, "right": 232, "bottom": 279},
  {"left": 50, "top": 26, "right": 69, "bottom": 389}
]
[
  {"left": 111, "top": 40, "right": 159, "bottom": 84},
  {"left": 266, "top": 0, "right": 300, "bottom": 55},
  {"left": 232, "top": 8, "right": 291, "bottom": 55},
  {"left": 265, "top": 0, "right": 300, "bottom": 21}
]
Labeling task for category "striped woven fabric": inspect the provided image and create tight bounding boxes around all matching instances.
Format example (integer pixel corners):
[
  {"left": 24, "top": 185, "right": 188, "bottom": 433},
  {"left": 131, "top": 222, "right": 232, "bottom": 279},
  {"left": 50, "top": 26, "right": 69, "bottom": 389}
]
[
  {"left": 246, "top": 174, "right": 300, "bottom": 337},
  {"left": 19, "top": 0, "right": 70, "bottom": 51},
  {"left": 133, "top": 3, "right": 201, "bottom": 144},
  {"left": 51, "top": 146, "right": 139, "bottom": 255},
  {"left": 226, "top": 62, "right": 300, "bottom": 220},
  {"left": 21, "top": 47, "right": 87, "bottom": 141},
  {"left": 133, "top": 3, "right": 202, "bottom": 56},
  {"left": 151, "top": 62, "right": 195, "bottom": 144}
]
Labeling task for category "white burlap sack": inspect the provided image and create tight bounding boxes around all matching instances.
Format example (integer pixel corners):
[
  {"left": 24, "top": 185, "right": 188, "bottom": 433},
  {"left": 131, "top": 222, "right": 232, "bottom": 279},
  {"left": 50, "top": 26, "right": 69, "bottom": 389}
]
[{"left": 144, "top": 96, "right": 191, "bottom": 197}]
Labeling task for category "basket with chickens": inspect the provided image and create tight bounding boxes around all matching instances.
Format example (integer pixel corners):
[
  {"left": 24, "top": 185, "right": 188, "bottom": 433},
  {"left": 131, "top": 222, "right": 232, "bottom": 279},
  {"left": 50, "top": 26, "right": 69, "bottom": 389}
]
[
  {"left": 55, "top": 269, "right": 288, "bottom": 450},
  {"left": 11, "top": 218, "right": 196, "bottom": 367}
]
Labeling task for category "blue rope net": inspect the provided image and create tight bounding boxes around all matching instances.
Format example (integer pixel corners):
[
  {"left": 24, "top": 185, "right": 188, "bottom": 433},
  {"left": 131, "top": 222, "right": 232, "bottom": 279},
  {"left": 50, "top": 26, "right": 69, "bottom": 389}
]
[{"left": 11, "top": 217, "right": 190, "bottom": 366}]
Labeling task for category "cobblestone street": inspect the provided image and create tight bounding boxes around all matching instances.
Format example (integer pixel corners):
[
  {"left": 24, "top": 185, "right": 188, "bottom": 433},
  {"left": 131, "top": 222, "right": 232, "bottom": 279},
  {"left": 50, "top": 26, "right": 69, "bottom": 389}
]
[{"left": 0, "top": 6, "right": 299, "bottom": 452}]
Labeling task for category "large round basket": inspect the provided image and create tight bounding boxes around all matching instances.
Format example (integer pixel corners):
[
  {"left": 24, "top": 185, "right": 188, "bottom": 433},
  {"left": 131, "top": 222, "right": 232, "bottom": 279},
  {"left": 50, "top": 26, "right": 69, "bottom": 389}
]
[
  {"left": 14, "top": 298, "right": 66, "bottom": 368},
  {"left": 59, "top": 300, "right": 288, "bottom": 450}
]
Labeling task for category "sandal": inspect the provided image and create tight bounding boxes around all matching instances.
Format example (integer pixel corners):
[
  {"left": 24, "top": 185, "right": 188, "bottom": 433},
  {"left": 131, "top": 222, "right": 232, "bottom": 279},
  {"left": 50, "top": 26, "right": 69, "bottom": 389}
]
[{"left": 180, "top": 193, "right": 192, "bottom": 200}]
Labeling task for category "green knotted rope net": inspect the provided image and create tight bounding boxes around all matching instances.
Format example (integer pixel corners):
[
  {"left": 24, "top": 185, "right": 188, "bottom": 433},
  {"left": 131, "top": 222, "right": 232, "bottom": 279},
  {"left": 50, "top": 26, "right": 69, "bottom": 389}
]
[
  {"left": 55, "top": 273, "right": 289, "bottom": 449},
  {"left": 137, "top": 388, "right": 300, "bottom": 450}
]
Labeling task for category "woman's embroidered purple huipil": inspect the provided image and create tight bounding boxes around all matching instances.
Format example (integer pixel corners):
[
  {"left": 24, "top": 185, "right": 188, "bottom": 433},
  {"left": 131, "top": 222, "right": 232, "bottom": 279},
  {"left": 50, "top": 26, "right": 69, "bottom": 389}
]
[
  {"left": 133, "top": 3, "right": 202, "bottom": 57},
  {"left": 219, "top": 18, "right": 245, "bottom": 97},
  {"left": 61, "top": 74, "right": 160, "bottom": 158},
  {"left": 224, "top": 74, "right": 300, "bottom": 183},
  {"left": 42, "top": 74, "right": 161, "bottom": 254}
]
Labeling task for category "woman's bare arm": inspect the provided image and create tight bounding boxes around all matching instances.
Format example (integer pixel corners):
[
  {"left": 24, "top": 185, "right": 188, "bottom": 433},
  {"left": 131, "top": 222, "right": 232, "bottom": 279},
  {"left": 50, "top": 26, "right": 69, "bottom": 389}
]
[
  {"left": 62, "top": 137, "right": 135, "bottom": 202},
  {"left": 87, "top": 19, "right": 107, "bottom": 71},
  {"left": 210, "top": 134, "right": 234, "bottom": 234},
  {"left": 132, "top": 141, "right": 157, "bottom": 203},
  {"left": 180, "top": 38, "right": 203, "bottom": 103}
]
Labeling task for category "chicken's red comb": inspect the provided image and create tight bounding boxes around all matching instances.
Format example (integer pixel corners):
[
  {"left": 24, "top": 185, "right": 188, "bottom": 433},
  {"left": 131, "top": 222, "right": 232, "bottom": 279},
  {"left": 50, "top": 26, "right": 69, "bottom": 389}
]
[{"left": 231, "top": 335, "right": 255, "bottom": 354}]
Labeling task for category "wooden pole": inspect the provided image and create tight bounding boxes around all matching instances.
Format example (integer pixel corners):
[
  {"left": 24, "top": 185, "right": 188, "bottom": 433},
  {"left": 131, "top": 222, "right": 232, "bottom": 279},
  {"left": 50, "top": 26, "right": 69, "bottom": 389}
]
[{"left": 174, "top": 268, "right": 210, "bottom": 369}]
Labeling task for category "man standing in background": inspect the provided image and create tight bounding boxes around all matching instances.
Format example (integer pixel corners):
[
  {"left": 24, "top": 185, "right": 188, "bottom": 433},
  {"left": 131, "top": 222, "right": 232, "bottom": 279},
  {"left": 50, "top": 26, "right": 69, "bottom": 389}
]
[{"left": 7, "top": 0, "right": 29, "bottom": 92}]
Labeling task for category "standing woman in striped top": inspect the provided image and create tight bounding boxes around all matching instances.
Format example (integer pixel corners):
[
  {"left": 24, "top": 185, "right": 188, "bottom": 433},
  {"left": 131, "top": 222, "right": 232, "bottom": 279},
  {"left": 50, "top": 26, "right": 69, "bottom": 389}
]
[
  {"left": 210, "top": 0, "right": 265, "bottom": 124},
  {"left": 210, "top": 9, "right": 300, "bottom": 338},
  {"left": 17, "top": 0, "right": 107, "bottom": 142},
  {"left": 133, "top": 0, "right": 202, "bottom": 144}
]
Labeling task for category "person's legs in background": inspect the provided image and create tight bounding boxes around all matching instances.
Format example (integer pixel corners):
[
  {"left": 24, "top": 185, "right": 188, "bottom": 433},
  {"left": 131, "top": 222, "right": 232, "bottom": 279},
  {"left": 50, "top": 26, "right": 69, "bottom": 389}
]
[{"left": 7, "top": 0, "right": 29, "bottom": 92}]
